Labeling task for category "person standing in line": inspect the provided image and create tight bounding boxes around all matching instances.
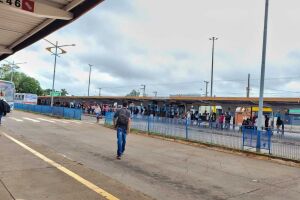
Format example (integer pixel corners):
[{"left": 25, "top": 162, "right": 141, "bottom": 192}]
[
  {"left": 265, "top": 115, "right": 270, "bottom": 130},
  {"left": 218, "top": 113, "right": 225, "bottom": 130},
  {"left": 225, "top": 112, "right": 231, "bottom": 130},
  {"left": 276, "top": 117, "right": 283, "bottom": 134},
  {"left": 95, "top": 104, "right": 102, "bottom": 123},
  {"left": 113, "top": 102, "right": 131, "bottom": 160}
]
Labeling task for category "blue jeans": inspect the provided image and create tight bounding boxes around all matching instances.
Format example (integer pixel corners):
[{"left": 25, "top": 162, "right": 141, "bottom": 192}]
[{"left": 117, "top": 128, "right": 127, "bottom": 156}]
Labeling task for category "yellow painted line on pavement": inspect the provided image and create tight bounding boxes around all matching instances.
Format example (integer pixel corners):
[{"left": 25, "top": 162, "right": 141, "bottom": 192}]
[{"left": 2, "top": 132, "right": 120, "bottom": 200}]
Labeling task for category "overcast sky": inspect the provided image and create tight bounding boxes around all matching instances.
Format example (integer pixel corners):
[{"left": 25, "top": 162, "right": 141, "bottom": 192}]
[{"left": 2, "top": 0, "right": 300, "bottom": 97}]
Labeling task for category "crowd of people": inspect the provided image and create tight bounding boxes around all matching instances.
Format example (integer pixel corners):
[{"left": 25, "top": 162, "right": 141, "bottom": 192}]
[
  {"left": 43, "top": 101, "right": 285, "bottom": 134},
  {"left": 241, "top": 114, "right": 285, "bottom": 134}
]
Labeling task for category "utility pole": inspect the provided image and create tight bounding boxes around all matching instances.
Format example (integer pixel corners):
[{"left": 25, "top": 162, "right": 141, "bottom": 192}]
[
  {"left": 246, "top": 73, "right": 250, "bottom": 98},
  {"left": 88, "top": 64, "right": 93, "bottom": 96},
  {"left": 44, "top": 39, "right": 75, "bottom": 107},
  {"left": 3, "top": 60, "right": 25, "bottom": 82},
  {"left": 140, "top": 84, "right": 146, "bottom": 97},
  {"left": 204, "top": 81, "right": 209, "bottom": 97},
  {"left": 98, "top": 88, "right": 102, "bottom": 96},
  {"left": 257, "top": 0, "right": 269, "bottom": 132},
  {"left": 153, "top": 91, "right": 157, "bottom": 97},
  {"left": 209, "top": 37, "right": 218, "bottom": 97},
  {"left": 209, "top": 37, "right": 218, "bottom": 115}
]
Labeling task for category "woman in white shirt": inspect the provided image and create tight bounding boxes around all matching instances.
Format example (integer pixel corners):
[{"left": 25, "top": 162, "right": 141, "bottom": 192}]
[{"left": 95, "top": 104, "right": 102, "bottom": 123}]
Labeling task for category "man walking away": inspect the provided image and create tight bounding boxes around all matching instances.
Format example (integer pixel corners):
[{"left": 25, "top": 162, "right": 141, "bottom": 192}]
[{"left": 113, "top": 102, "right": 131, "bottom": 160}]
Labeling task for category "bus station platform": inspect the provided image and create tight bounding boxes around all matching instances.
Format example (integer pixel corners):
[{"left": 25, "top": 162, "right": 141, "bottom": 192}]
[
  {"left": 0, "top": 128, "right": 152, "bottom": 200},
  {"left": 0, "top": 110, "right": 300, "bottom": 200}
]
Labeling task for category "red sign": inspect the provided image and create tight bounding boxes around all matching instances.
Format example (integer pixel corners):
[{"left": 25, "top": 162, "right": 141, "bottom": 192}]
[{"left": 22, "top": 0, "right": 34, "bottom": 12}]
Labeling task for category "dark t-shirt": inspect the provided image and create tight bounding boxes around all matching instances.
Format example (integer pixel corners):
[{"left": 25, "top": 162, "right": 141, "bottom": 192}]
[
  {"left": 276, "top": 119, "right": 283, "bottom": 126},
  {"left": 114, "top": 108, "right": 131, "bottom": 129}
]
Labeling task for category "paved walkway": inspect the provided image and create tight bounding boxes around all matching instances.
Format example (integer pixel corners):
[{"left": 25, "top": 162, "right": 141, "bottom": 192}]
[{"left": 1, "top": 110, "right": 300, "bottom": 200}]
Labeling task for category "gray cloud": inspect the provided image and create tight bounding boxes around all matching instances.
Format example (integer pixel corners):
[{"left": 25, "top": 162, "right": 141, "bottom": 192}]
[{"left": 11, "top": 0, "right": 300, "bottom": 97}]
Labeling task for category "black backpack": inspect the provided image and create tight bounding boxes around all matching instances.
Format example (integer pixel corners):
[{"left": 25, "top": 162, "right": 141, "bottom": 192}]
[
  {"left": 4, "top": 101, "right": 10, "bottom": 113},
  {"left": 0, "top": 100, "right": 10, "bottom": 116},
  {"left": 117, "top": 109, "right": 129, "bottom": 126}
]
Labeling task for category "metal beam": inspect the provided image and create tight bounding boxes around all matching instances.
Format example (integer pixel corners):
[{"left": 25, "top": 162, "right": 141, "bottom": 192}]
[
  {"left": 0, "top": 1, "right": 73, "bottom": 20},
  {"left": 0, "top": 46, "right": 12, "bottom": 54},
  {"left": 8, "top": 0, "right": 84, "bottom": 50}
]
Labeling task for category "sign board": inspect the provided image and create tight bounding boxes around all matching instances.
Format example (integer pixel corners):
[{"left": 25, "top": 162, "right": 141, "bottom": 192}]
[
  {"left": 251, "top": 107, "right": 272, "bottom": 112},
  {"left": 50, "top": 91, "right": 61, "bottom": 97},
  {"left": 0, "top": 0, "right": 35, "bottom": 13},
  {"left": 289, "top": 109, "right": 300, "bottom": 115}
]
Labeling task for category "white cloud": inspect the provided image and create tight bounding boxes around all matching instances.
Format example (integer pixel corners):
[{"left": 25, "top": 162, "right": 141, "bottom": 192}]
[{"left": 2, "top": 0, "right": 300, "bottom": 97}]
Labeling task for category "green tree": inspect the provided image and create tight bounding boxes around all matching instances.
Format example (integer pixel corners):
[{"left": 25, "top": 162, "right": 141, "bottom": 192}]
[
  {"left": 0, "top": 64, "right": 11, "bottom": 79},
  {"left": 126, "top": 89, "right": 140, "bottom": 97},
  {"left": 42, "top": 88, "right": 52, "bottom": 96},
  {"left": 2, "top": 72, "right": 43, "bottom": 95},
  {"left": 61, "top": 89, "right": 68, "bottom": 96}
]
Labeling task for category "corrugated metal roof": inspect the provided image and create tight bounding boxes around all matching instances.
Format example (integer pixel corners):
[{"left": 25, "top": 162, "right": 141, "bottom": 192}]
[{"left": 0, "top": 0, "right": 104, "bottom": 60}]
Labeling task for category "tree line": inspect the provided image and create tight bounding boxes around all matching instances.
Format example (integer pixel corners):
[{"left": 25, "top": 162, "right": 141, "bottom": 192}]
[{"left": 0, "top": 67, "right": 68, "bottom": 96}]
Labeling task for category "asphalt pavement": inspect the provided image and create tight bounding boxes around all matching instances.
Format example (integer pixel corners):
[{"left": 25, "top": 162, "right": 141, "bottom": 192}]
[{"left": 0, "top": 110, "right": 300, "bottom": 200}]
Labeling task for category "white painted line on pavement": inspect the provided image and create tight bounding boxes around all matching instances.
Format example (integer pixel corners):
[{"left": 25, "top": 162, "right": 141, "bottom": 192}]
[
  {"left": 51, "top": 119, "right": 70, "bottom": 124},
  {"left": 85, "top": 122, "right": 95, "bottom": 125},
  {"left": 22, "top": 117, "right": 40, "bottom": 123},
  {"left": 37, "top": 118, "right": 56, "bottom": 123},
  {"left": 1, "top": 132, "right": 120, "bottom": 200},
  {"left": 9, "top": 117, "right": 23, "bottom": 122},
  {"left": 68, "top": 120, "right": 82, "bottom": 124}
]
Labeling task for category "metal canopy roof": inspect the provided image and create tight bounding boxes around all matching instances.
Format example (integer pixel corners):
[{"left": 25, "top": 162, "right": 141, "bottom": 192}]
[
  {"left": 0, "top": 0, "right": 104, "bottom": 60},
  {"left": 38, "top": 96, "right": 300, "bottom": 108}
]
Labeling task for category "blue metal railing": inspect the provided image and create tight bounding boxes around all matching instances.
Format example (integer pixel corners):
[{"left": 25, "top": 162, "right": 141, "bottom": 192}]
[
  {"left": 242, "top": 126, "right": 271, "bottom": 154},
  {"left": 14, "top": 103, "right": 82, "bottom": 120},
  {"left": 105, "top": 112, "right": 300, "bottom": 161}
]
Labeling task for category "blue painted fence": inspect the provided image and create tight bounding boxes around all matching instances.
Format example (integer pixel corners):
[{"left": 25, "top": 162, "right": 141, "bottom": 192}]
[
  {"left": 14, "top": 103, "right": 82, "bottom": 120},
  {"left": 242, "top": 126, "right": 271, "bottom": 153},
  {"left": 105, "top": 112, "right": 277, "bottom": 157}
]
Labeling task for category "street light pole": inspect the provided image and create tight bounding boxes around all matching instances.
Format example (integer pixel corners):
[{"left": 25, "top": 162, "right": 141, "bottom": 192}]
[
  {"left": 3, "top": 60, "right": 25, "bottom": 82},
  {"left": 209, "top": 37, "right": 218, "bottom": 115},
  {"left": 153, "top": 91, "right": 157, "bottom": 97},
  {"left": 98, "top": 88, "right": 102, "bottom": 96},
  {"left": 204, "top": 81, "right": 209, "bottom": 97},
  {"left": 88, "top": 64, "right": 93, "bottom": 96},
  {"left": 45, "top": 39, "right": 75, "bottom": 107},
  {"left": 140, "top": 84, "right": 146, "bottom": 97},
  {"left": 10, "top": 63, "right": 20, "bottom": 82},
  {"left": 209, "top": 37, "right": 218, "bottom": 98},
  {"left": 51, "top": 41, "right": 58, "bottom": 107},
  {"left": 257, "top": 0, "right": 269, "bottom": 131},
  {"left": 246, "top": 73, "right": 251, "bottom": 98}
]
